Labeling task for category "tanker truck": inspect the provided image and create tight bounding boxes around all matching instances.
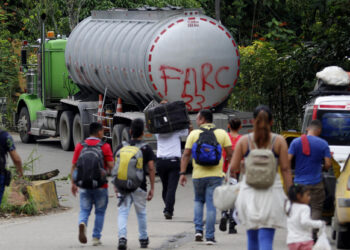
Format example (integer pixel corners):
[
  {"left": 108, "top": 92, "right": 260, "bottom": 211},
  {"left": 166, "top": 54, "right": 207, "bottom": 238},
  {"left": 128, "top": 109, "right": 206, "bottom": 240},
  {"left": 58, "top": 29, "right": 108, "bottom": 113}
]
[{"left": 17, "top": 8, "right": 252, "bottom": 151}]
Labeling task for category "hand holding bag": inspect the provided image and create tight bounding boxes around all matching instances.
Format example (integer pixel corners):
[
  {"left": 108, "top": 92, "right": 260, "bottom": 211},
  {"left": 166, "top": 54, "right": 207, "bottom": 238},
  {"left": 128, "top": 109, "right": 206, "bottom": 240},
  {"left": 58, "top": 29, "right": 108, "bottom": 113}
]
[
  {"left": 213, "top": 163, "right": 240, "bottom": 211},
  {"left": 312, "top": 225, "right": 331, "bottom": 250}
]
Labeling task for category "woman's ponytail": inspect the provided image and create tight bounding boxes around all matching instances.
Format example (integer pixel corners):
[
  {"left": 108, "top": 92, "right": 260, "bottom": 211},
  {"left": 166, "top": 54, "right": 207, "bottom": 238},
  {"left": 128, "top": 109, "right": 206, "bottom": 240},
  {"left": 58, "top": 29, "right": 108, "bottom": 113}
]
[{"left": 253, "top": 109, "right": 271, "bottom": 148}]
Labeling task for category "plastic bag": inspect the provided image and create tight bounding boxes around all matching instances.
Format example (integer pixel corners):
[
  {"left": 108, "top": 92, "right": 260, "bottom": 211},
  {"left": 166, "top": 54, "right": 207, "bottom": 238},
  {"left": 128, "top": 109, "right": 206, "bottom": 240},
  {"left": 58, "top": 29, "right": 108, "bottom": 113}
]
[
  {"left": 313, "top": 226, "right": 331, "bottom": 250},
  {"left": 213, "top": 182, "right": 240, "bottom": 211}
]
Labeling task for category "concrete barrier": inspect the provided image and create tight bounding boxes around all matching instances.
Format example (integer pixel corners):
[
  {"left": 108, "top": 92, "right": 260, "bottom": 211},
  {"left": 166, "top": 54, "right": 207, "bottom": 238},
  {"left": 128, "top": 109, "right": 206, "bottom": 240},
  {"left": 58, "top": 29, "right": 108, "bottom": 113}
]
[{"left": 27, "top": 180, "right": 59, "bottom": 210}]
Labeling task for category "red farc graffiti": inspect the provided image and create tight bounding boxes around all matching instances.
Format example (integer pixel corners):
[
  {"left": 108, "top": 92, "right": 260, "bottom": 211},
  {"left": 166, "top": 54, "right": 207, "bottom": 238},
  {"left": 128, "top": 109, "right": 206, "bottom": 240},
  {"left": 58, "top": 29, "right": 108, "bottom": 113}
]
[{"left": 159, "top": 63, "right": 231, "bottom": 110}]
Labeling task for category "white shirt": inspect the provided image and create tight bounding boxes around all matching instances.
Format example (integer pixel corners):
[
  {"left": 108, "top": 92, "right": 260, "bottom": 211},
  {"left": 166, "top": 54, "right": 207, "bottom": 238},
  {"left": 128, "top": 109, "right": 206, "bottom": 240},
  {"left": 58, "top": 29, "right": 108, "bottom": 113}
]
[
  {"left": 156, "top": 129, "right": 188, "bottom": 158},
  {"left": 286, "top": 202, "right": 323, "bottom": 244}
]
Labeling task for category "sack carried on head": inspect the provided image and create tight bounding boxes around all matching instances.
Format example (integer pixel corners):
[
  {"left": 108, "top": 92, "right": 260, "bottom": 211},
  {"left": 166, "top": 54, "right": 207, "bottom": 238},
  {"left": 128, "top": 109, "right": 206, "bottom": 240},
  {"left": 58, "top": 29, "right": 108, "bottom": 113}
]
[
  {"left": 112, "top": 142, "right": 145, "bottom": 194},
  {"left": 244, "top": 133, "right": 277, "bottom": 189},
  {"left": 74, "top": 141, "right": 107, "bottom": 189},
  {"left": 192, "top": 128, "right": 222, "bottom": 166}
]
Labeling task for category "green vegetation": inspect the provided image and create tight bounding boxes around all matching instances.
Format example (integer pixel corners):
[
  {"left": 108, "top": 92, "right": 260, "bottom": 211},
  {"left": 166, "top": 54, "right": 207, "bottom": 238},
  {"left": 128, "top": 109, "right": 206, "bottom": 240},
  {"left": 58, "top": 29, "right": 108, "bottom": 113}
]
[
  {"left": 0, "top": 148, "right": 40, "bottom": 215},
  {"left": 0, "top": 0, "right": 349, "bottom": 131}
]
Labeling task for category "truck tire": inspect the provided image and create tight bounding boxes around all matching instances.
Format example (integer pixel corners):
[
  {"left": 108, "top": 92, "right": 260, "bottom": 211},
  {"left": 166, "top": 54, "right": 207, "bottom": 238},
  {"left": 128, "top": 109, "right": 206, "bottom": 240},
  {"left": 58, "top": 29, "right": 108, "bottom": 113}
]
[
  {"left": 59, "top": 111, "right": 74, "bottom": 151},
  {"left": 336, "top": 229, "right": 350, "bottom": 249},
  {"left": 112, "top": 125, "right": 131, "bottom": 152},
  {"left": 18, "top": 107, "right": 36, "bottom": 143},
  {"left": 122, "top": 126, "right": 131, "bottom": 142},
  {"left": 73, "top": 113, "right": 83, "bottom": 147}
]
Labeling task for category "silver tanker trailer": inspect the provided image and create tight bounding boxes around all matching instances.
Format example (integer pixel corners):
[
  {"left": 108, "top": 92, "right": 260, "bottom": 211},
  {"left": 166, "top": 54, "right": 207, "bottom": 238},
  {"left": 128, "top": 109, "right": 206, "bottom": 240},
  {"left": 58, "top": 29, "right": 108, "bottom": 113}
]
[{"left": 17, "top": 8, "right": 252, "bottom": 152}]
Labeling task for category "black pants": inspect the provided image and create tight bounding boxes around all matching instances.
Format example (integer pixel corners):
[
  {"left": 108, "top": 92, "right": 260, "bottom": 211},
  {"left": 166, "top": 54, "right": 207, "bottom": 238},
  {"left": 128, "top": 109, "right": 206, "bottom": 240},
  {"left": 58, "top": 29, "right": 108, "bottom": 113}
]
[{"left": 156, "top": 158, "right": 180, "bottom": 215}]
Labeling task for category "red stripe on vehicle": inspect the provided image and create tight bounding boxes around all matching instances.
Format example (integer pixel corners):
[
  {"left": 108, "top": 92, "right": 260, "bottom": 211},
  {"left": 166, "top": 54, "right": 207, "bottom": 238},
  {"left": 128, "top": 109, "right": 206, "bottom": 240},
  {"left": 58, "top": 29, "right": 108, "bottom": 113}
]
[
  {"left": 177, "top": 19, "right": 184, "bottom": 23},
  {"left": 150, "top": 45, "right": 155, "bottom": 52},
  {"left": 226, "top": 32, "right": 231, "bottom": 38},
  {"left": 148, "top": 55, "right": 152, "bottom": 62},
  {"left": 218, "top": 25, "right": 224, "bottom": 31},
  {"left": 154, "top": 36, "right": 160, "bottom": 43},
  {"left": 232, "top": 40, "right": 236, "bottom": 47},
  {"left": 149, "top": 74, "right": 153, "bottom": 82},
  {"left": 158, "top": 92, "right": 164, "bottom": 98},
  {"left": 209, "top": 21, "right": 216, "bottom": 25},
  {"left": 200, "top": 18, "right": 207, "bottom": 21},
  {"left": 152, "top": 84, "right": 157, "bottom": 90},
  {"left": 319, "top": 105, "right": 346, "bottom": 109},
  {"left": 312, "top": 105, "right": 318, "bottom": 119},
  {"left": 161, "top": 29, "right": 166, "bottom": 35},
  {"left": 233, "top": 79, "right": 237, "bottom": 86},
  {"left": 237, "top": 69, "right": 240, "bottom": 77},
  {"left": 236, "top": 49, "right": 239, "bottom": 56},
  {"left": 189, "top": 17, "right": 195, "bottom": 20},
  {"left": 148, "top": 65, "right": 151, "bottom": 72},
  {"left": 168, "top": 23, "right": 175, "bottom": 28}
]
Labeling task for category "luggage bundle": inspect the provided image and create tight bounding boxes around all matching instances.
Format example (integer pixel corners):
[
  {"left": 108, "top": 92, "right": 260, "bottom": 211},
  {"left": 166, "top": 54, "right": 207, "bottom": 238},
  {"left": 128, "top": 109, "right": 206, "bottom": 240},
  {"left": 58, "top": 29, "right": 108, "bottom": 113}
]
[{"left": 144, "top": 101, "right": 190, "bottom": 134}]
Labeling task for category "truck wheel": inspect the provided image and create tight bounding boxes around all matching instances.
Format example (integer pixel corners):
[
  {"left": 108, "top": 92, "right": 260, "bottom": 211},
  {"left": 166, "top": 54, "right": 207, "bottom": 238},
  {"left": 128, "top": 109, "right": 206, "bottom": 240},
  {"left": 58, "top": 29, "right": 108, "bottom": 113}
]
[
  {"left": 112, "top": 124, "right": 125, "bottom": 153},
  {"left": 122, "top": 126, "right": 131, "bottom": 142},
  {"left": 73, "top": 113, "right": 83, "bottom": 147},
  {"left": 336, "top": 229, "right": 350, "bottom": 249},
  {"left": 18, "top": 107, "right": 35, "bottom": 143},
  {"left": 59, "top": 111, "right": 74, "bottom": 151}
]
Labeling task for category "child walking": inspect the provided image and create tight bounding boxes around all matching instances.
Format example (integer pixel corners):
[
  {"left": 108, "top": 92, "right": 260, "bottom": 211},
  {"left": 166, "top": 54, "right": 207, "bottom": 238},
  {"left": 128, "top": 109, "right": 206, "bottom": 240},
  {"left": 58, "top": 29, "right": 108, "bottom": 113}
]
[
  {"left": 219, "top": 118, "right": 242, "bottom": 234},
  {"left": 285, "top": 184, "right": 324, "bottom": 250}
]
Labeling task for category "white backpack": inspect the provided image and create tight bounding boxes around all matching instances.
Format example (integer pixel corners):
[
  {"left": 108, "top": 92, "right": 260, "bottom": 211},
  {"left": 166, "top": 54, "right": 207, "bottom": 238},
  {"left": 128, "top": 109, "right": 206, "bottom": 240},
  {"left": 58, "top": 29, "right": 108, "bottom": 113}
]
[{"left": 245, "top": 134, "right": 277, "bottom": 189}]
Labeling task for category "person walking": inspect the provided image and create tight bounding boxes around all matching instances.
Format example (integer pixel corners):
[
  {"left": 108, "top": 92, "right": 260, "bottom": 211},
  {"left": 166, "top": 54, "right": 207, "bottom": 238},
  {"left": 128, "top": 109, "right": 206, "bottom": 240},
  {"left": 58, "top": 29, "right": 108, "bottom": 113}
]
[
  {"left": 0, "top": 129, "right": 23, "bottom": 204},
  {"left": 114, "top": 118, "right": 155, "bottom": 250},
  {"left": 219, "top": 117, "right": 242, "bottom": 234},
  {"left": 71, "top": 122, "right": 114, "bottom": 246},
  {"left": 155, "top": 100, "right": 189, "bottom": 220},
  {"left": 179, "top": 109, "right": 233, "bottom": 245},
  {"left": 230, "top": 105, "right": 292, "bottom": 250},
  {"left": 285, "top": 184, "right": 324, "bottom": 250},
  {"left": 156, "top": 127, "right": 188, "bottom": 220},
  {"left": 288, "top": 119, "right": 331, "bottom": 239}
]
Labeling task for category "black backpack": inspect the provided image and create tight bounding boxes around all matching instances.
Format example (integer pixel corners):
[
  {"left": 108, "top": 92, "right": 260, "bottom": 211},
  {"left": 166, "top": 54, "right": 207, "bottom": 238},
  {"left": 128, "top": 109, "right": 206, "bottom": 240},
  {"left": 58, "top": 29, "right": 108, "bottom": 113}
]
[
  {"left": 74, "top": 141, "right": 107, "bottom": 189},
  {"left": 192, "top": 128, "right": 222, "bottom": 166}
]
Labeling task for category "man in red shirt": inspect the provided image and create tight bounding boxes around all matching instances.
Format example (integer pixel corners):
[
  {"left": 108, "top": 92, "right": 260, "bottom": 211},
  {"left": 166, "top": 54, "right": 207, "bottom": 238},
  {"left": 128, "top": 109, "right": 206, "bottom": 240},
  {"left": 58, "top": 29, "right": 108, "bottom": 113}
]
[{"left": 71, "top": 122, "right": 114, "bottom": 246}]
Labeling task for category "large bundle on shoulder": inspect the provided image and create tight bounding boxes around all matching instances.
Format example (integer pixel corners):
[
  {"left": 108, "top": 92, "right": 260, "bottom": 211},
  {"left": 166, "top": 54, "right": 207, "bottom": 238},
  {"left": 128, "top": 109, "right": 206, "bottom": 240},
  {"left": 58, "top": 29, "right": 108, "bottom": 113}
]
[
  {"left": 144, "top": 100, "right": 190, "bottom": 134},
  {"left": 312, "top": 66, "right": 350, "bottom": 95}
]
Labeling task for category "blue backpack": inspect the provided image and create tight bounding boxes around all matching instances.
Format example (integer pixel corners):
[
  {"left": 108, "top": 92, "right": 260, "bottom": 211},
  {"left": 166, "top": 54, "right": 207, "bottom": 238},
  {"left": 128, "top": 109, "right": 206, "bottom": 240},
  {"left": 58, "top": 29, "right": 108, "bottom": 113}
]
[{"left": 192, "top": 128, "right": 222, "bottom": 166}]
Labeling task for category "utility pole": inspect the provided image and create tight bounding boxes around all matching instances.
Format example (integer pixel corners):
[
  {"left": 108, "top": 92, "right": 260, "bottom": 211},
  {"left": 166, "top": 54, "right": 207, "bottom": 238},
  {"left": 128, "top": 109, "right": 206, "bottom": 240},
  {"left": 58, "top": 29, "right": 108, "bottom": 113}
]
[{"left": 215, "top": 0, "right": 221, "bottom": 22}]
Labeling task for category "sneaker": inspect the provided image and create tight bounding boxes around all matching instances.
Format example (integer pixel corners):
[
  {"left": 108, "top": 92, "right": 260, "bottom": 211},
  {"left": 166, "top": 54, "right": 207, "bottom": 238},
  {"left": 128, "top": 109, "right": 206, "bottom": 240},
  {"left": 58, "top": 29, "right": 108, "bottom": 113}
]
[
  {"left": 195, "top": 230, "right": 203, "bottom": 242},
  {"left": 206, "top": 238, "right": 217, "bottom": 245},
  {"left": 164, "top": 211, "right": 172, "bottom": 220},
  {"left": 219, "top": 217, "right": 227, "bottom": 232},
  {"left": 228, "top": 221, "right": 237, "bottom": 234},
  {"left": 140, "top": 238, "right": 149, "bottom": 248},
  {"left": 78, "top": 222, "right": 87, "bottom": 244},
  {"left": 118, "top": 237, "right": 127, "bottom": 250},
  {"left": 92, "top": 238, "right": 102, "bottom": 246}
]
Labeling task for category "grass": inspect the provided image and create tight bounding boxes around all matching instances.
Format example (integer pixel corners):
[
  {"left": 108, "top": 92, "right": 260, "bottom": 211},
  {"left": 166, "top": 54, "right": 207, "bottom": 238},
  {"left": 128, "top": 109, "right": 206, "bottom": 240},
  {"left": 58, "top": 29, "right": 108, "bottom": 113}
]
[
  {"left": 0, "top": 187, "right": 38, "bottom": 215},
  {"left": 0, "top": 147, "right": 40, "bottom": 215}
]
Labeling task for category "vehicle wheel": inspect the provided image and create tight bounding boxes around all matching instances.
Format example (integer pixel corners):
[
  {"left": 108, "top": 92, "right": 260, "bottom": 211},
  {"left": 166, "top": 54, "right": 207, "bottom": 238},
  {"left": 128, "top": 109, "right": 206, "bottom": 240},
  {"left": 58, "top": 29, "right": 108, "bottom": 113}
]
[
  {"left": 73, "top": 113, "right": 83, "bottom": 147},
  {"left": 112, "top": 124, "right": 125, "bottom": 153},
  {"left": 121, "top": 126, "right": 131, "bottom": 142},
  {"left": 18, "top": 107, "right": 36, "bottom": 143},
  {"left": 336, "top": 230, "right": 350, "bottom": 249},
  {"left": 59, "top": 111, "right": 74, "bottom": 151}
]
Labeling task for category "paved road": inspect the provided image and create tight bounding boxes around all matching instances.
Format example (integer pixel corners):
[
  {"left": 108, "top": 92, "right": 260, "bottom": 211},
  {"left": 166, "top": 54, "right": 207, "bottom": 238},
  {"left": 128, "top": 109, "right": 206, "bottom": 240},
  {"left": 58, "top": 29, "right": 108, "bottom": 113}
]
[{"left": 0, "top": 133, "right": 337, "bottom": 249}]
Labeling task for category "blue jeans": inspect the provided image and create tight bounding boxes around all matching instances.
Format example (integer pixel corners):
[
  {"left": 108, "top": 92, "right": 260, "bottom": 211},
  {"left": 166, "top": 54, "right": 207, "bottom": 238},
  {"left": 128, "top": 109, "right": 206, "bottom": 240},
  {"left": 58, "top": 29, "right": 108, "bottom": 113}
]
[
  {"left": 78, "top": 188, "right": 108, "bottom": 239},
  {"left": 118, "top": 188, "right": 148, "bottom": 240},
  {"left": 192, "top": 177, "right": 222, "bottom": 239},
  {"left": 247, "top": 228, "right": 275, "bottom": 250},
  {"left": 0, "top": 174, "right": 5, "bottom": 204}
]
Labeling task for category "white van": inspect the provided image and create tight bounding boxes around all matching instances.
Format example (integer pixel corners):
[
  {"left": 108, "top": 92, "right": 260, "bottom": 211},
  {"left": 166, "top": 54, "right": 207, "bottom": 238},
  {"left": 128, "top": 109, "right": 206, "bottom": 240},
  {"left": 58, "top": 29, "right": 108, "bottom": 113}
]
[{"left": 302, "top": 95, "right": 350, "bottom": 168}]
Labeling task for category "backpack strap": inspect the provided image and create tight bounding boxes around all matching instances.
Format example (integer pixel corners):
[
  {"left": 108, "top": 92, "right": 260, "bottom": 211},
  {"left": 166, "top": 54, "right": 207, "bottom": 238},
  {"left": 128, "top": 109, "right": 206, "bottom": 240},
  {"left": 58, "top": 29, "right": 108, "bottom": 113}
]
[
  {"left": 270, "top": 134, "right": 277, "bottom": 150},
  {"left": 249, "top": 133, "right": 276, "bottom": 150}
]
